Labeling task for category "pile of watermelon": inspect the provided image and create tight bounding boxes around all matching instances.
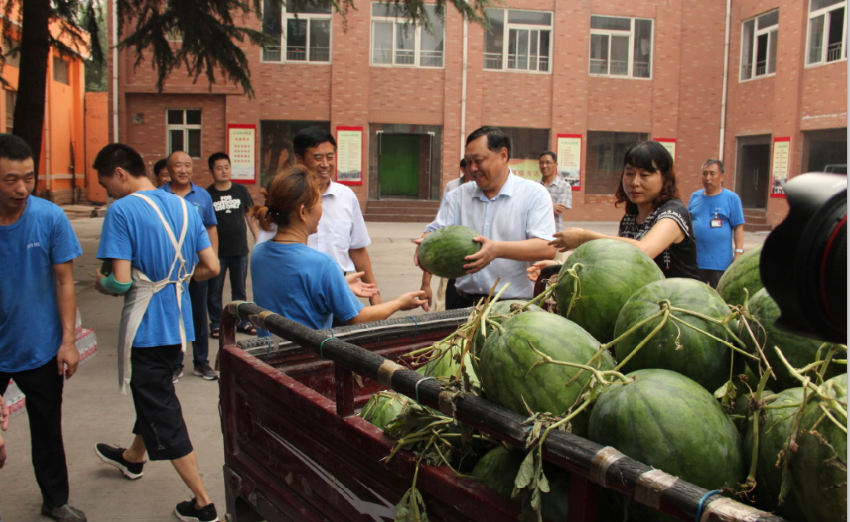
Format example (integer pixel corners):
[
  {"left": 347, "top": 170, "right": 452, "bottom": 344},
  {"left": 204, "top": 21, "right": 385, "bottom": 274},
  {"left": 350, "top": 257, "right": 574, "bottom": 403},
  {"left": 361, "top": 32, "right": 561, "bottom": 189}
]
[{"left": 363, "top": 238, "right": 846, "bottom": 522}]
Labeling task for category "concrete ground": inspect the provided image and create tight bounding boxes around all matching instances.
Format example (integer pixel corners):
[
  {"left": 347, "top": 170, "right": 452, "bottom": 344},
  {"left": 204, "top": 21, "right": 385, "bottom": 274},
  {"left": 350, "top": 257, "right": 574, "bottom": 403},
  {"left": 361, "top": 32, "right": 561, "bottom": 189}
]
[{"left": 0, "top": 216, "right": 768, "bottom": 521}]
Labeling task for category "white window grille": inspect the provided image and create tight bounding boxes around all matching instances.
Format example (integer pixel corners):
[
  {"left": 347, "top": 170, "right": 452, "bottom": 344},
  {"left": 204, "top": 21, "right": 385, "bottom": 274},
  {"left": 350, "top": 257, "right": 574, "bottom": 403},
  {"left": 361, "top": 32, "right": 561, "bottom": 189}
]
[
  {"left": 589, "top": 16, "right": 653, "bottom": 79},
  {"left": 806, "top": 0, "right": 846, "bottom": 65},
  {"left": 167, "top": 109, "right": 202, "bottom": 159},
  {"left": 262, "top": 0, "right": 332, "bottom": 63},
  {"left": 484, "top": 8, "right": 552, "bottom": 73},
  {"left": 370, "top": 3, "right": 444, "bottom": 68},
  {"left": 741, "top": 10, "right": 779, "bottom": 80}
]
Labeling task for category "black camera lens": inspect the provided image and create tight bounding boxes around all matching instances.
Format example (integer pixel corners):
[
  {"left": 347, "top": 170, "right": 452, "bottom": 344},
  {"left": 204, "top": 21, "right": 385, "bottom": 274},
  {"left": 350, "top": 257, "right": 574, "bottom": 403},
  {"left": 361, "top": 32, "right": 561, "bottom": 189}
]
[{"left": 760, "top": 173, "right": 847, "bottom": 344}]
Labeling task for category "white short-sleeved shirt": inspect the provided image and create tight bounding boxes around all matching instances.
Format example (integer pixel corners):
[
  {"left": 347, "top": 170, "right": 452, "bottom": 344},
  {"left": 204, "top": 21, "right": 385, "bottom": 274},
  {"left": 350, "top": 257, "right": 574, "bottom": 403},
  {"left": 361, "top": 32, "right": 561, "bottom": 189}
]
[
  {"left": 256, "top": 181, "right": 371, "bottom": 272},
  {"left": 425, "top": 172, "right": 556, "bottom": 300}
]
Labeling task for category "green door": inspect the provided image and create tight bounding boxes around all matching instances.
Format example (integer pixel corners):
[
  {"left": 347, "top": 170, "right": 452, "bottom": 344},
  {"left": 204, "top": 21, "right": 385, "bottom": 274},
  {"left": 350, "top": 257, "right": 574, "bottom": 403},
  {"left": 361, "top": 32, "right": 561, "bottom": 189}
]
[{"left": 379, "top": 134, "right": 420, "bottom": 197}]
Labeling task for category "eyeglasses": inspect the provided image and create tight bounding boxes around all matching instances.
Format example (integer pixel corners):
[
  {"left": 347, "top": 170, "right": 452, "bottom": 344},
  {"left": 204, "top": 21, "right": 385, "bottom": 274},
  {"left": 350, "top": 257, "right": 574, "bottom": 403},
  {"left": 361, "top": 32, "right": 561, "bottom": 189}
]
[{"left": 539, "top": 161, "right": 555, "bottom": 166}]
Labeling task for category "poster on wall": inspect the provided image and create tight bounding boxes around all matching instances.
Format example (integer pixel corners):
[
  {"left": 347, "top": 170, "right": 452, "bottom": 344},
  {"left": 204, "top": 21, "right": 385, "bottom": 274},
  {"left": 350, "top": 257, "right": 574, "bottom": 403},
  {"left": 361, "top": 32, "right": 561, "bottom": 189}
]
[
  {"left": 556, "top": 134, "right": 582, "bottom": 190},
  {"left": 227, "top": 124, "right": 257, "bottom": 183},
  {"left": 654, "top": 138, "right": 677, "bottom": 162},
  {"left": 336, "top": 126, "right": 363, "bottom": 186},
  {"left": 771, "top": 137, "right": 790, "bottom": 197}
]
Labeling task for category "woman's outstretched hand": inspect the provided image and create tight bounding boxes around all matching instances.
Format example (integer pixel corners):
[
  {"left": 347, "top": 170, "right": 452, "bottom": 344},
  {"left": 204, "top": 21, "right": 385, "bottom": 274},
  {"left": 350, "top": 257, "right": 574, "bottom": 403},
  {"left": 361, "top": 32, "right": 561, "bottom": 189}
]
[
  {"left": 549, "top": 228, "right": 585, "bottom": 252},
  {"left": 346, "top": 271, "right": 378, "bottom": 298}
]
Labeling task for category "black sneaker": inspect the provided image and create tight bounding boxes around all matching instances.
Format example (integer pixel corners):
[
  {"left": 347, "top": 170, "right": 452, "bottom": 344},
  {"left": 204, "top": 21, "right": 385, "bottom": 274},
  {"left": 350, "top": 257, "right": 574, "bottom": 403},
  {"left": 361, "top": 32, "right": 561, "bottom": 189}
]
[
  {"left": 94, "top": 443, "right": 144, "bottom": 479},
  {"left": 193, "top": 364, "right": 218, "bottom": 381},
  {"left": 41, "top": 501, "right": 87, "bottom": 522},
  {"left": 175, "top": 499, "right": 218, "bottom": 522}
]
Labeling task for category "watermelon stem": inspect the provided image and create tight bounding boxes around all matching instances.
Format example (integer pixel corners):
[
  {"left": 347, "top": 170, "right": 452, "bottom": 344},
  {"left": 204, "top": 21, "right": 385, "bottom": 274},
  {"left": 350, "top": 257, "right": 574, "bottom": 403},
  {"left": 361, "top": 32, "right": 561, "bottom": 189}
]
[
  {"left": 525, "top": 341, "right": 632, "bottom": 385},
  {"left": 666, "top": 314, "right": 758, "bottom": 360},
  {"left": 613, "top": 306, "right": 671, "bottom": 372},
  {"left": 561, "top": 264, "right": 584, "bottom": 318}
]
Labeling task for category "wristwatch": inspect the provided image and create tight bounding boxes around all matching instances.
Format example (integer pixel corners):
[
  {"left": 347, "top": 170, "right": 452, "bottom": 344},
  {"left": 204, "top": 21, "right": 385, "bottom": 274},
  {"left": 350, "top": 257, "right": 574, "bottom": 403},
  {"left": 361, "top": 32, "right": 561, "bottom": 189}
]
[{"left": 734, "top": 249, "right": 744, "bottom": 254}]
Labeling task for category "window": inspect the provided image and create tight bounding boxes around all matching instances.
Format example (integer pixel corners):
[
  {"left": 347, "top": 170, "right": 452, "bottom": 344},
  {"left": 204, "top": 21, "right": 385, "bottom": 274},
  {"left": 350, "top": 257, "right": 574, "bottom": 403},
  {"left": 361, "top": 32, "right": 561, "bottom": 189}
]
[
  {"left": 167, "top": 109, "right": 201, "bottom": 158},
  {"left": 589, "top": 16, "right": 653, "bottom": 78},
  {"left": 3, "top": 37, "right": 19, "bottom": 68},
  {"left": 807, "top": 0, "right": 846, "bottom": 64},
  {"left": 484, "top": 9, "right": 552, "bottom": 72},
  {"left": 741, "top": 10, "right": 779, "bottom": 80},
  {"left": 585, "top": 131, "right": 649, "bottom": 194},
  {"left": 262, "top": 0, "right": 332, "bottom": 63},
  {"left": 53, "top": 56, "right": 69, "bottom": 85},
  {"left": 371, "top": 3, "right": 444, "bottom": 67},
  {"left": 5, "top": 90, "right": 15, "bottom": 134},
  {"left": 803, "top": 128, "right": 847, "bottom": 173}
]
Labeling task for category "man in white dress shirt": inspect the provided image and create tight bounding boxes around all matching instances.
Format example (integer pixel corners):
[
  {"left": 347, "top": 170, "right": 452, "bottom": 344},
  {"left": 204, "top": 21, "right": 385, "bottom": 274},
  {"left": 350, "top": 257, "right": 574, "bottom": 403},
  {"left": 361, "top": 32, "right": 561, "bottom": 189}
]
[
  {"left": 257, "top": 127, "right": 381, "bottom": 305},
  {"left": 415, "top": 127, "right": 557, "bottom": 310}
]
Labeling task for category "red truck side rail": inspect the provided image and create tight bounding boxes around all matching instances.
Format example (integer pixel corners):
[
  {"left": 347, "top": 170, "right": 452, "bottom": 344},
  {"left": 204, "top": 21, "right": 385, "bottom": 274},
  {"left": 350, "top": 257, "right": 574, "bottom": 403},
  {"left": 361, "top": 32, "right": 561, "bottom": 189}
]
[{"left": 217, "top": 303, "right": 789, "bottom": 522}]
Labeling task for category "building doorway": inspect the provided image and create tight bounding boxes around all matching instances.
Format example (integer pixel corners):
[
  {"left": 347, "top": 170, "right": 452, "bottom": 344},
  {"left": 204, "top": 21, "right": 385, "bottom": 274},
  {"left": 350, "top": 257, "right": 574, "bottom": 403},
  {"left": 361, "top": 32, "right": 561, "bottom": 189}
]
[
  {"left": 379, "top": 134, "right": 421, "bottom": 197},
  {"left": 735, "top": 135, "right": 771, "bottom": 209}
]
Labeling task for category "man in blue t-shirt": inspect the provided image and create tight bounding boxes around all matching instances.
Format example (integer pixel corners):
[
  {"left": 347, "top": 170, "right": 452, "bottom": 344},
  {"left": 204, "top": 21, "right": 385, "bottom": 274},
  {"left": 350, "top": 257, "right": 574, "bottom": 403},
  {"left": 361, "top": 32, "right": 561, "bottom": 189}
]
[
  {"left": 688, "top": 159, "right": 746, "bottom": 288},
  {"left": 0, "top": 135, "right": 85, "bottom": 522},
  {"left": 92, "top": 143, "right": 221, "bottom": 522},
  {"left": 160, "top": 151, "right": 219, "bottom": 382}
]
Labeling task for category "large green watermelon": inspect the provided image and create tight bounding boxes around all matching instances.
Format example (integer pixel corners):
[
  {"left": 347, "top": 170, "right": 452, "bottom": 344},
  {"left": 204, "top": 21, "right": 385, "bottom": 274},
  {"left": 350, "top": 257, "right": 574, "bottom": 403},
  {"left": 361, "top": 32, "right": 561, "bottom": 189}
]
[
  {"left": 744, "top": 387, "right": 807, "bottom": 522},
  {"left": 614, "top": 278, "right": 736, "bottom": 393},
  {"left": 418, "top": 226, "right": 481, "bottom": 278},
  {"left": 717, "top": 245, "right": 763, "bottom": 307},
  {"left": 790, "top": 374, "right": 847, "bottom": 522},
  {"left": 417, "top": 339, "right": 480, "bottom": 390},
  {"left": 472, "top": 446, "right": 570, "bottom": 521},
  {"left": 479, "top": 312, "right": 615, "bottom": 434},
  {"left": 472, "top": 299, "right": 544, "bottom": 371},
  {"left": 555, "top": 239, "right": 664, "bottom": 343},
  {"left": 358, "top": 392, "right": 411, "bottom": 430},
  {"left": 589, "top": 369, "right": 744, "bottom": 522},
  {"left": 743, "top": 288, "right": 844, "bottom": 391}
]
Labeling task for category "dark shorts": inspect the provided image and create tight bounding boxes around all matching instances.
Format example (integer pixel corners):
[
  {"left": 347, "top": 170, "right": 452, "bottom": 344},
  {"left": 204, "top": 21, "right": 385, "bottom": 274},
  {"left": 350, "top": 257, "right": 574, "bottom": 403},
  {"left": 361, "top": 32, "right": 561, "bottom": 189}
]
[
  {"left": 130, "top": 344, "right": 193, "bottom": 461},
  {"left": 698, "top": 269, "right": 724, "bottom": 289}
]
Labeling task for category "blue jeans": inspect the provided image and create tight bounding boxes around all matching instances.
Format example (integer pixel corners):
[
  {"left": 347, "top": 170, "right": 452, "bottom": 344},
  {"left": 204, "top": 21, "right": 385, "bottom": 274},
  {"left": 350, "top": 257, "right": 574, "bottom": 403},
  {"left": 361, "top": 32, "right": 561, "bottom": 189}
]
[
  {"left": 175, "top": 278, "right": 208, "bottom": 369},
  {"left": 207, "top": 254, "right": 250, "bottom": 331}
]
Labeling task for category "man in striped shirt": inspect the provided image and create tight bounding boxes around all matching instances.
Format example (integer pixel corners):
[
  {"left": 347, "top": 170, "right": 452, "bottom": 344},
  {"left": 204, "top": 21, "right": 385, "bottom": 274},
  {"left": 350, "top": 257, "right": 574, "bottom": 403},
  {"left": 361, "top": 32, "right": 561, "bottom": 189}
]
[{"left": 539, "top": 151, "right": 572, "bottom": 232}]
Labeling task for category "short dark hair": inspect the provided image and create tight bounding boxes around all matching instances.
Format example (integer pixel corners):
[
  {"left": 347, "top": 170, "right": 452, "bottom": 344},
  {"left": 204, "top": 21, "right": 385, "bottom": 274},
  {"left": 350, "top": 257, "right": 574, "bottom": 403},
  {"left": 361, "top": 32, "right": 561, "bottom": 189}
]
[
  {"left": 614, "top": 141, "right": 680, "bottom": 214},
  {"left": 93, "top": 143, "right": 147, "bottom": 178},
  {"left": 208, "top": 152, "right": 230, "bottom": 171},
  {"left": 460, "top": 158, "right": 467, "bottom": 168},
  {"left": 540, "top": 151, "right": 557, "bottom": 162},
  {"left": 293, "top": 127, "right": 336, "bottom": 157},
  {"left": 702, "top": 158, "right": 725, "bottom": 174},
  {"left": 466, "top": 126, "right": 511, "bottom": 160},
  {"left": 153, "top": 159, "right": 168, "bottom": 175},
  {"left": 0, "top": 134, "right": 33, "bottom": 162}
]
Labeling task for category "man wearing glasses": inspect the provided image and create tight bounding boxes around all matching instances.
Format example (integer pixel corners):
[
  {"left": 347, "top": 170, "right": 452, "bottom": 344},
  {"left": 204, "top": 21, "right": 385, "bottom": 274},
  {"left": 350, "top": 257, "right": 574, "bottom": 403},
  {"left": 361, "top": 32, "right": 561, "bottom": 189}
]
[{"left": 538, "top": 151, "right": 572, "bottom": 232}]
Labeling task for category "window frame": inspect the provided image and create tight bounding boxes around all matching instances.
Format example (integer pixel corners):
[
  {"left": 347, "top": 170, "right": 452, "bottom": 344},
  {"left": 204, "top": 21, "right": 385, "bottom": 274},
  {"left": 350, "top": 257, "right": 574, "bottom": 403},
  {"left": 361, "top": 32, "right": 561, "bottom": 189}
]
[
  {"left": 260, "top": 1, "right": 334, "bottom": 65},
  {"left": 165, "top": 109, "right": 203, "bottom": 159},
  {"left": 588, "top": 15, "right": 654, "bottom": 80},
  {"left": 740, "top": 10, "right": 779, "bottom": 82},
  {"left": 483, "top": 8, "right": 554, "bottom": 74},
  {"left": 805, "top": 0, "right": 847, "bottom": 67},
  {"left": 369, "top": 2, "right": 445, "bottom": 69}
]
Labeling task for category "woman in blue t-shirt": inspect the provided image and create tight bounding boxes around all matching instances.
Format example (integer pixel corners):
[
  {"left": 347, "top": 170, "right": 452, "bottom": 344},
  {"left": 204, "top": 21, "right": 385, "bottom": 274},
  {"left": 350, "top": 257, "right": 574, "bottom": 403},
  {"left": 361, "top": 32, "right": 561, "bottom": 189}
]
[
  {"left": 250, "top": 166, "right": 426, "bottom": 330},
  {"left": 534, "top": 141, "right": 698, "bottom": 280}
]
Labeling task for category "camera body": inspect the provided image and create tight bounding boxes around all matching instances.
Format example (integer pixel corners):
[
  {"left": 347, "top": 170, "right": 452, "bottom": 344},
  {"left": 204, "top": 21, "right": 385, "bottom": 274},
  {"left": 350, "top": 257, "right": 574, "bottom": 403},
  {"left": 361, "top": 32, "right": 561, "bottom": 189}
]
[{"left": 760, "top": 173, "right": 846, "bottom": 344}]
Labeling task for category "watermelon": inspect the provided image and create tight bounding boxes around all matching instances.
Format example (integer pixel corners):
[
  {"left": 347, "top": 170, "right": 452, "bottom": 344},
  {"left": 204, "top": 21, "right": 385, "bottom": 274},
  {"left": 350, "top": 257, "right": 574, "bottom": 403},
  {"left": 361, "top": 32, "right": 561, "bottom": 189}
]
[
  {"left": 716, "top": 245, "right": 763, "bottom": 307},
  {"left": 614, "top": 278, "right": 737, "bottom": 393},
  {"left": 358, "top": 392, "right": 411, "bottom": 430},
  {"left": 743, "top": 288, "right": 844, "bottom": 391},
  {"left": 472, "top": 299, "right": 544, "bottom": 373},
  {"left": 790, "top": 374, "right": 847, "bottom": 522},
  {"left": 744, "top": 387, "right": 807, "bottom": 521},
  {"left": 417, "top": 339, "right": 480, "bottom": 390},
  {"left": 555, "top": 239, "right": 664, "bottom": 343},
  {"left": 479, "top": 312, "right": 615, "bottom": 435},
  {"left": 418, "top": 226, "right": 481, "bottom": 278},
  {"left": 472, "top": 446, "right": 570, "bottom": 521},
  {"left": 588, "top": 369, "right": 744, "bottom": 522}
]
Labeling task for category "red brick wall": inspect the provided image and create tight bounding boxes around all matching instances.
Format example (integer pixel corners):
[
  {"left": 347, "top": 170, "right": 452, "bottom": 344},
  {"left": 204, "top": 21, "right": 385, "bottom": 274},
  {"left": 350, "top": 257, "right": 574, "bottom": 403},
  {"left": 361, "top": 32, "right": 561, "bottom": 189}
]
[{"left": 110, "top": 0, "right": 844, "bottom": 225}]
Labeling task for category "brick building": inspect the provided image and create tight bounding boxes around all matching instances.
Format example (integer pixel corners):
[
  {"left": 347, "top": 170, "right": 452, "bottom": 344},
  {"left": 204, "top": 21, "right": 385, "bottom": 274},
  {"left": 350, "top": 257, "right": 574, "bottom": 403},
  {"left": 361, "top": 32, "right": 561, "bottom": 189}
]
[{"left": 109, "top": 0, "right": 847, "bottom": 227}]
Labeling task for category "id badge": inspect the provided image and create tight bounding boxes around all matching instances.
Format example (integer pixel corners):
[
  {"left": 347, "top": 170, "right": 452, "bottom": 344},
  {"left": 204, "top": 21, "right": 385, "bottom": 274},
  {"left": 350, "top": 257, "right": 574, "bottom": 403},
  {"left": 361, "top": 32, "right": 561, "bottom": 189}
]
[{"left": 710, "top": 218, "right": 723, "bottom": 228}]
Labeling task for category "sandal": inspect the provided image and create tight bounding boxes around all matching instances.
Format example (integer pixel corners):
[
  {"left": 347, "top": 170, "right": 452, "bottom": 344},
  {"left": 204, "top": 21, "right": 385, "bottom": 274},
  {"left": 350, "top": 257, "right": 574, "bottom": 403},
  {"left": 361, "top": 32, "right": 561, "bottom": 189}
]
[
  {"left": 210, "top": 328, "right": 220, "bottom": 339},
  {"left": 236, "top": 323, "right": 257, "bottom": 336}
]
